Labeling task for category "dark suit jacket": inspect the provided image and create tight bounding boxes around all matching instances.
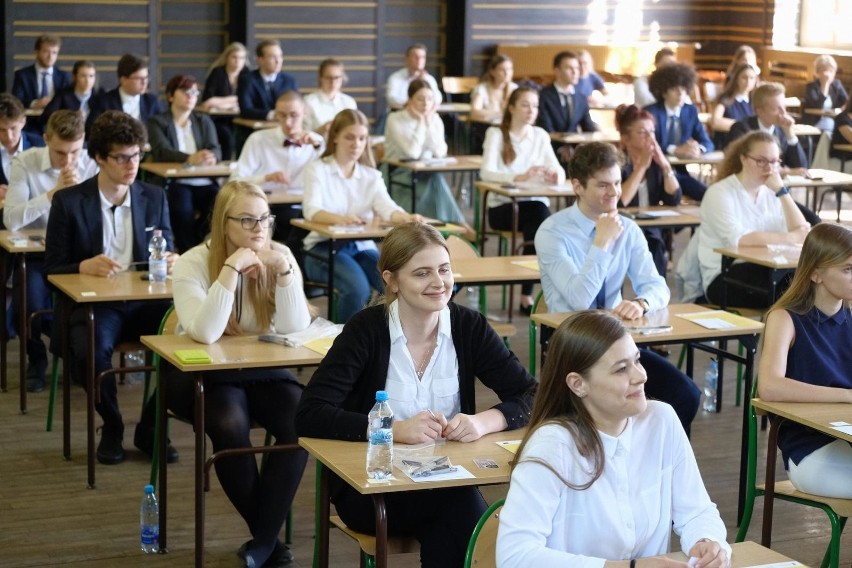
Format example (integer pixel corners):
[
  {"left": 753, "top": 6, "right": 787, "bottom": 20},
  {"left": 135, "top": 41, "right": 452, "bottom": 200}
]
[
  {"left": 536, "top": 84, "right": 597, "bottom": 133},
  {"left": 12, "top": 65, "right": 73, "bottom": 108},
  {"left": 202, "top": 65, "right": 249, "bottom": 100},
  {"left": 86, "top": 88, "right": 163, "bottom": 134},
  {"left": 801, "top": 79, "right": 849, "bottom": 125},
  {"left": 44, "top": 176, "right": 174, "bottom": 275},
  {"left": 147, "top": 111, "right": 222, "bottom": 163},
  {"left": 729, "top": 116, "right": 808, "bottom": 169},
  {"left": 237, "top": 70, "right": 298, "bottom": 120},
  {"left": 644, "top": 101, "right": 714, "bottom": 152},
  {"left": 619, "top": 161, "right": 682, "bottom": 207},
  {"left": 40, "top": 85, "right": 104, "bottom": 127},
  {"left": 0, "top": 131, "right": 45, "bottom": 185}
]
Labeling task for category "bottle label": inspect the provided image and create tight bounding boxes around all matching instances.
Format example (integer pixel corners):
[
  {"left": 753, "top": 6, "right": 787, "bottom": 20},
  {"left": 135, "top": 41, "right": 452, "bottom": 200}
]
[
  {"left": 369, "top": 428, "right": 393, "bottom": 446},
  {"left": 141, "top": 526, "right": 159, "bottom": 545}
]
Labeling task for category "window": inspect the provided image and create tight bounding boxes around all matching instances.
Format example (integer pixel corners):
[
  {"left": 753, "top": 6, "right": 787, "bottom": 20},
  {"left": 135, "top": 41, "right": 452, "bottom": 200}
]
[{"left": 797, "top": 0, "right": 852, "bottom": 49}]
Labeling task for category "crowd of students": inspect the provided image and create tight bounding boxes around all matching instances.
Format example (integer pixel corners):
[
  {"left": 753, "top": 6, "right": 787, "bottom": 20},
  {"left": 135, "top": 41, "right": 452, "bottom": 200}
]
[{"left": 3, "top": 33, "right": 851, "bottom": 568}]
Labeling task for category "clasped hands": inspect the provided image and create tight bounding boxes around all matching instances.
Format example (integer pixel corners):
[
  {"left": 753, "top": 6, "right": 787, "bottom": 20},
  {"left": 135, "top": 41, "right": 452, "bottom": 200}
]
[{"left": 394, "top": 410, "right": 489, "bottom": 444}]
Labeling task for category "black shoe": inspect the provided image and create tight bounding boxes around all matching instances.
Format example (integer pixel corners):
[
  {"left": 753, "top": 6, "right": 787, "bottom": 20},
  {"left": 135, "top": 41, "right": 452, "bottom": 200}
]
[
  {"left": 133, "top": 423, "right": 179, "bottom": 464},
  {"left": 25, "top": 360, "right": 47, "bottom": 393},
  {"left": 97, "top": 425, "right": 125, "bottom": 465},
  {"left": 519, "top": 303, "right": 533, "bottom": 316},
  {"left": 238, "top": 540, "right": 293, "bottom": 567}
]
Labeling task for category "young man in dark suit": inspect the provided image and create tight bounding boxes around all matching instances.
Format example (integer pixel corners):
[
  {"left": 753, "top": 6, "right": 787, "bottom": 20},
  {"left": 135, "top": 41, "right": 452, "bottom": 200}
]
[
  {"left": 44, "top": 111, "right": 178, "bottom": 465},
  {"left": 41, "top": 60, "right": 101, "bottom": 126},
  {"left": 237, "top": 40, "right": 298, "bottom": 121},
  {"left": 0, "top": 94, "right": 45, "bottom": 201},
  {"left": 11, "top": 34, "right": 72, "bottom": 111},
  {"left": 86, "top": 54, "right": 163, "bottom": 134},
  {"left": 537, "top": 50, "right": 598, "bottom": 135}
]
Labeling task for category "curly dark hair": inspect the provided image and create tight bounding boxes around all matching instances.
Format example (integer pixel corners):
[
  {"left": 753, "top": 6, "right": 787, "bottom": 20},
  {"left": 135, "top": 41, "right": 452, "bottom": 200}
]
[
  {"left": 87, "top": 111, "right": 147, "bottom": 160},
  {"left": 647, "top": 62, "right": 696, "bottom": 101}
]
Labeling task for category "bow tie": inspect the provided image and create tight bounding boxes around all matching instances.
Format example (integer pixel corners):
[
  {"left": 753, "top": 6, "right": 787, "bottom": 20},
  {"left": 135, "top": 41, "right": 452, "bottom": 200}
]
[{"left": 283, "top": 139, "right": 303, "bottom": 148}]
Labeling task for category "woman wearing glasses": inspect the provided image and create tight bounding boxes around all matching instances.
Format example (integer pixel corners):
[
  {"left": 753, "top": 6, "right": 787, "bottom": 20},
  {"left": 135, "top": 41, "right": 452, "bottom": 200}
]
[
  {"left": 303, "top": 58, "right": 358, "bottom": 137},
  {"left": 148, "top": 74, "right": 222, "bottom": 252},
  {"left": 676, "top": 130, "right": 810, "bottom": 307},
  {"left": 165, "top": 180, "right": 312, "bottom": 568}
]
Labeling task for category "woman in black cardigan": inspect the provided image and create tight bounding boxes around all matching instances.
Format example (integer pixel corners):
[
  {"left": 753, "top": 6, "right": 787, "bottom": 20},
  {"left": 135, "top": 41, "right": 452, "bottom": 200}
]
[
  {"left": 296, "top": 222, "right": 536, "bottom": 568},
  {"left": 147, "top": 74, "right": 222, "bottom": 252}
]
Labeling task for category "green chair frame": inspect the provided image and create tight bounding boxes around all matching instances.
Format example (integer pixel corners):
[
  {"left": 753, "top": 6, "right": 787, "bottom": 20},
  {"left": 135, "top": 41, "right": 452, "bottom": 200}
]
[{"left": 463, "top": 498, "right": 505, "bottom": 568}]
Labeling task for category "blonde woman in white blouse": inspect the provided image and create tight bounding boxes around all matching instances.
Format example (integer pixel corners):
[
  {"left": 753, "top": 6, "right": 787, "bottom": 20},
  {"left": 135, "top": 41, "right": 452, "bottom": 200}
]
[
  {"left": 164, "top": 180, "right": 312, "bottom": 568},
  {"left": 385, "top": 78, "right": 476, "bottom": 240},
  {"left": 480, "top": 86, "right": 565, "bottom": 312},
  {"left": 303, "top": 58, "right": 357, "bottom": 137}
]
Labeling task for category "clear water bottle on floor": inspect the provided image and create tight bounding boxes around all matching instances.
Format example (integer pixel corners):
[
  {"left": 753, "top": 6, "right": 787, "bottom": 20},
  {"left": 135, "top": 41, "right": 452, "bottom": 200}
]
[
  {"left": 703, "top": 358, "right": 718, "bottom": 413},
  {"left": 124, "top": 349, "right": 145, "bottom": 385},
  {"left": 140, "top": 484, "right": 159, "bottom": 553},
  {"left": 148, "top": 229, "right": 167, "bottom": 284},
  {"left": 366, "top": 390, "right": 394, "bottom": 480}
]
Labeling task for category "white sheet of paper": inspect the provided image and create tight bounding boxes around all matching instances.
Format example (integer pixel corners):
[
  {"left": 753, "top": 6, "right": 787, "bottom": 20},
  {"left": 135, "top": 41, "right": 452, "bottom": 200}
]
[
  {"left": 642, "top": 209, "right": 680, "bottom": 217},
  {"left": 741, "top": 562, "right": 804, "bottom": 568},
  {"left": 688, "top": 317, "right": 736, "bottom": 330},
  {"left": 408, "top": 464, "right": 475, "bottom": 483},
  {"left": 830, "top": 424, "right": 852, "bottom": 436}
]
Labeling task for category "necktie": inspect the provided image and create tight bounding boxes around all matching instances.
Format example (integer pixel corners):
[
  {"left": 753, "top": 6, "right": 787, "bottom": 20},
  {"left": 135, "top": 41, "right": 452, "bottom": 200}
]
[
  {"left": 594, "top": 280, "right": 606, "bottom": 309},
  {"left": 40, "top": 71, "right": 49, "bottom": 98},
  {"left": 667, "top": 115, "right": 681, "bottom": 147},
  {"left": 563, "top": 92, "right": 573, "bottom": 128},
  {"left": 110, "top": 204, "right": 118, "bottom": 233},
  {"left": 266, "top": 81, "right": 275, "bottom": 99}
]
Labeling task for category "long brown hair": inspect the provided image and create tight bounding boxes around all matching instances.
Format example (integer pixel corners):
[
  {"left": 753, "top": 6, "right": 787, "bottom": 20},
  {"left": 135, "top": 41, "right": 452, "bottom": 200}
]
[
  {"left": 718, "top": 63, "right": 757, "bottom": 105},
  {"left": 321, "top": 108, "right": 375, "bottom": 168},
  {"left": 207, "top": 181, "right": 277, "bottom": 335},
  {"left": 512, "top": 311, "right": 627, "bottom": 490},
  {"left": 499, "top": 86, "right": 538, "bottom": 166},
  {"left": 715, "top": 130, "right": 778, "bottom": 182},
  {"left": 378, "top": 222, "right": 448, "bottom": 308}
]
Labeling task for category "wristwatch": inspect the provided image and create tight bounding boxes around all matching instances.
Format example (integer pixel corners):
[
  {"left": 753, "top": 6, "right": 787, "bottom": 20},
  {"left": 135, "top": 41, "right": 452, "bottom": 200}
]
[
  {"left": 634, "top": 297, "right": 649, "bottom": 315},
  {"left": 775, "top": 186, "right": 790, "bottom": 197}
]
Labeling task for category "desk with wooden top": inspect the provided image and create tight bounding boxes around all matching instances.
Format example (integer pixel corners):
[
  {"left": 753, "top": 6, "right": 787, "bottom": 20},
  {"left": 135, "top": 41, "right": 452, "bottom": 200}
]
[
  {"left": 783, "top": 168, "right": 852, "bottom": 217},
  {"left": 714, "top": 245, "right": 800, "bottom": 310},
  {"left": 0, "top": 229, "right": 46, "bottom": 413},
  {"left": 195, "top": 107, "right": 240, "bottom": 117},
  {"left": 532, "top": 303, "right": 765, "bottom": 522},
  {"left": 48, "top": 271, "right": 172, "bottom": 488},
  {"left": 452, "top": 255, "right": 539, "bottom": 286},
  {"left": 138, "top": 161, "right": 233, "bottom": 190},
  {"left": 666, "top": 540, "right": 807, "bottom": 566},
  {"left": 750, "top": 398, "right": 852, "bottom": 551},
  {"left": 233, "top": 117, "right": 277, "bottom": 130},
  {"left": 667, "top": 150, "right": 724, "bottom": 167},
  {"left": 300, "top": 428, "right": 523, "bottom": 568},
  {"left": 548, "top": 130, "right": 620, "bottom": 145},
  {"left": 141, "top": 333, "right": 323, "bottom": 567},
  {"left": 804, "top": 107, "right": 842, "bottom": 118},
  {"left": 619, "top": 205, "right": 701, "bottom": 229},
  {"left": 436, "top": 102, "right": 471, "bottom": 114},
  {"left": 382, "top": 155, "right": 482, "bottom": 213}
]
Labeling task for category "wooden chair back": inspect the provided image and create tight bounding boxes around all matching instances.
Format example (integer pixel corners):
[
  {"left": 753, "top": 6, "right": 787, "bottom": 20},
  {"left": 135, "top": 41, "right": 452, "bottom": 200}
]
[
  {"left": 463, "top": 499, "right": 504, "bottom": 568},
  {"left": 442, "top": 76, "right": 478, "bottom": 96}
]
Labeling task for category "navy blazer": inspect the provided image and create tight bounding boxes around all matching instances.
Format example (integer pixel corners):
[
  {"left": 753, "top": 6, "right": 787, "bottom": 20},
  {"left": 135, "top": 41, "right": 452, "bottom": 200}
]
[
  {"left": 644, "top": 102, "right": 714, "bottom": 153},
  {"left": 0, "top": 131, "right": 45, "bottom": 186},
  {"left": 41, "top": 85, "right": 104, "bottom": 127},
  {"left": 536, "top": 84, "right": 597, "bottom": 133},
  {"left": 86, "top": 88, "right": 163, "bottom": 134},
  {"left": 12, "top": 65, "right": 73, "bottom": 108},
  {"left": 147, "top": 111, "right": 222, "bottom": 163},
  {"left": 44, "top": 175, "right": 174, "bottom": 275},
  {"left": 729, "top": 116, "right": 808, "bottom": 169},
  {"left": 620, "top": 161, "right": 682, "bottom": 207},
  {"left": 237, "top": 70, "right": 298, "bottom": 120},
  {"left": 801, "top": 79, "right": 849, "bottom": 126}
]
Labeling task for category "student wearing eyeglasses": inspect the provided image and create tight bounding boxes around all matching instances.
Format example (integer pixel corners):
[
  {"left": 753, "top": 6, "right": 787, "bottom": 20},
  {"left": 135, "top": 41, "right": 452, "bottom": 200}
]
[
  {"left": 676, "top": 131, "right": 811, "bottom": 308},
  {"left": 148, "top": 74, "right": 222, "bottom": 252},
  {"left": 86, "top": 54, "right": 162, "bottom": 135},
  {"left": 44, "top": 111, "right": 179, "bottom": 467},
  {"left": 165, "top": 180, "right": 311, "bottom": 568}
]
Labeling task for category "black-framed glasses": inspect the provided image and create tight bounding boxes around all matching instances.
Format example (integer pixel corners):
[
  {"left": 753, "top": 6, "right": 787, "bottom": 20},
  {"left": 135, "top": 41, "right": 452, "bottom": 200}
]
[
  {"left": 107, "top": 152, "right": 142, "bottom": 165},
  {"left": 745, "top": 155, "right": 782, "bottom": 168},
  {"left": 227, "top": 214, "right": 276, "bottom": 230}
]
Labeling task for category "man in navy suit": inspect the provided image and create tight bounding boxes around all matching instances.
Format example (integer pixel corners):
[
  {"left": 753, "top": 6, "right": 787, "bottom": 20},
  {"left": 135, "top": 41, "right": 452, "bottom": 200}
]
[
  {"left": 0, "top": 94, "right": 45, "bottom": 200},
  {"left": 238, "top": 40, "right": 298, "bottom": 121},
  {"left": 537, "top": 50, "right": 598, "bottom": 134},
  {"left": 644, "top": 63, "right": 713, "bottom": 201},
  {"left": 41, "top": 60, "right": 100, "bottom": 126},
  {"left": 86, "top": 54, "right": 163, "bottom": 134},
  {"left": 45, "top": 111, "right": 178, "bottom": 465},
  {"left": 12, "top": 34, "right": 72, "bottom": 111}
]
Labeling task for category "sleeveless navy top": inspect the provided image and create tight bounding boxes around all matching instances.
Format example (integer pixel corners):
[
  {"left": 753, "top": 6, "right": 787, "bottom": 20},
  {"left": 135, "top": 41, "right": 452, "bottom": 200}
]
[{"left": 778, "top": 307, "right": 852, "bottom": 467}]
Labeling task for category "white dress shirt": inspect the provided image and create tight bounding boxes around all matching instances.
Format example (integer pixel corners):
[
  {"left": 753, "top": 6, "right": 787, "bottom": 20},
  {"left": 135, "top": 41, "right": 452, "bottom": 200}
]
[
  {"left": 471, "top": 82, "right": 519, "bottom": 116},
  {"left": 383, "top": 109, "right": 447, "bottom": 160},
  {"left": 1, "top": 136, "right": 25, "bottom": 184},
  {"left": 119, "top": 89, "right": 141, "bottom": 120},
  {"left": 385, "top": 67, "right": 442, "bottom": 109},
  {"left": 98, "top": 188, "right": 133, "bottom": 269},
  {"left": 479, "top": 125, "right": 566, "bottom": 208},
  {"left": 171, "top": 242, "right": 311, "bottom": 344},
  {"left": 384, "top": 299, "right": 460, "bottom": 420},
  {"left": 4, "top": 147, "right": 98, "bottom": 230},
  {"left": 229, "top": 126, "right": 324, "bottom": 188},
  {"left": 303, "top": 91, "right": 357, "bottom": 133},
  {"left": 302, "top": 156, "right": 405, "bottom": 250},
  {"left": 174, "top": 119, "right": 208, "bottom": 187},
  {"left": 497, "top": 402, "right": 731, "bottom": 568}
]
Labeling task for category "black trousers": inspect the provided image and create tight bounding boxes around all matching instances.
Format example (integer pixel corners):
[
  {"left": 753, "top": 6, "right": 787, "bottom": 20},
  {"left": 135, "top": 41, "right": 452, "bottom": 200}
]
[{"left": 705, "top": 263, "right": 792, "bottom": 309}]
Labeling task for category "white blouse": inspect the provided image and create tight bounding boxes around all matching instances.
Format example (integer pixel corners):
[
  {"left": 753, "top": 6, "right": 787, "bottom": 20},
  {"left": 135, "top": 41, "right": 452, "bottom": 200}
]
[
  {"left": 497, "top": 402, "right": 731, "bottom": 568},
  {"left": 383, "top": 109, "right": 448, "bottom": 161},
  {"left": 303, "top": 90, "right": 358, "bottom": 134},
  {"left": 171, "top": 242, "right": 312, "bottom": 344}
]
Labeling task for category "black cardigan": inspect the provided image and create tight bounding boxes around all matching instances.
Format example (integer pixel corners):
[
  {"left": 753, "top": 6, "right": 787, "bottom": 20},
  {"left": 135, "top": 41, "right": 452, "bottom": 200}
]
[{"left": 296, "top": 302, "right": 536, "bottom": 441}]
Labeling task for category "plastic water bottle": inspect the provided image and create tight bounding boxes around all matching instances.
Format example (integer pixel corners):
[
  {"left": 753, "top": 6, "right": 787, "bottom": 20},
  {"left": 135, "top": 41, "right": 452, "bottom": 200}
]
[
  {"left": 703, "top": 358, "right": 718, "bottom": 412},
  {"left": 366, "top": 390, "right": 394, "bottom": 480},
  {"left": 140, "top": 484, "right": 159, "bottom": 553},
  {"left": 148, "top": 230, "right": 167, "bottom": 284}
]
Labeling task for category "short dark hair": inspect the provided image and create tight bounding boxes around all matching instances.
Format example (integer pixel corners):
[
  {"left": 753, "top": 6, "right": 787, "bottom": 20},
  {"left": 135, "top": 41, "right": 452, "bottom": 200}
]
[
  {"left": 654, "top": 47, "right": 676, "bottom": 65},
  {"left": 255, "top": 40, "right": 281, "bottom": 58},
  {"left": 553, "top": 50, "right": 578, "bottom": 69},
  {"left": 406, "top": 44, "right": 427, "bottom": 56},
  {"left": 0, "top": 93, "right": 26, "bottom": 121},
  {"left": 569, "top": 142, "right": 623, "bottom": 186},
  {"left": 72, "top": 59, "right": 96, "bottom": 75},
  {"left": 164, "top": 74, "right": 197, "bottom": 99},
  {"left": 116, "top": 54, "right": 147, "bottom": 79},
  {"left": 45, "top": 110, "right": 85, "bottom": 141},
  {"left": 87, "top": 111, "right": 147, "bottom": 160},
  {"left": 407, "top": 78, "right": 432, "bottom": 100},
  {"left": 647, "top": 62, "right": 696, "bottom": 101},
  {"left": 34, "top": 34, "right": 61, "bottom": 51}
]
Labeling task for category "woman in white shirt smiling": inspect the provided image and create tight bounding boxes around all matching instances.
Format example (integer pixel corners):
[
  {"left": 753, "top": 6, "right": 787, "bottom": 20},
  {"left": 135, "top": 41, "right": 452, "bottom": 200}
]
[
  {"left": 303, "top": 58, "right": 357, "bottom": 137},
  {"left": 498, "top": 311, "right": 730, "bottom": 568}
]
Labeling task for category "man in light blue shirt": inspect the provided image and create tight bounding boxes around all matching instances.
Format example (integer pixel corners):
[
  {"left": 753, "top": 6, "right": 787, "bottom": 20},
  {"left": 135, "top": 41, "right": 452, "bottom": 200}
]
[{"left": 536, "top": 142, "right": 700, "bottom": 433}]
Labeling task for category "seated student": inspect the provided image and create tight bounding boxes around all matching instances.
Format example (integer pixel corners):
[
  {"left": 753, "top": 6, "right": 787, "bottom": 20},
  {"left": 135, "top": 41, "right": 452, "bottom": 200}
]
[
  {"left": 200, "top": 42, "right": 249, "bottom": 160},
  {"left": 758, "top": 223, "right": 852, "bottom": 499},
  {"left": 633, "top": 47, "right": 676, "bottom": 109},
  {"left": 229, "top": 91, "right": 324, "bottom": 243},
  {"left": 537, "top": 50, "right": 598, "bottom": 135},
  {"left": 710, "top": 63, "right": 758, "bottom": 150},
  {"left": 12, "top": 34, "right": 72, "bottom": 112},
  {"left": 303, "top": 58, "right": 358, "bottom": 137},
  {"left": 481, "top": 86, "right": 565, "bottom": 315},
  {"left": 469, "top": 54, "right": 517, "bottom": 124},
  {"left": 645, "top": 62, "right": 713, "bottom": 201},
  {"left": 497, "top": 311, "right": 730, "bottom": 568},
  {"left": 0, "top": 94, "right": 45, "bottom": 201},
  {"left": 535, "top": 142, "right": 700, "bottom": 434},
  {"left": 724, "top": 45, "right": 760, "bottom": 88},
  {"left": 86, "top": 54, "right": 163, "bottom": 134},
  {"left": 829, "top": 96, "right": 852, "bottom": 165},
  {"left": 576, "top": 49, "right": 609, "bottom": 104},
  {"left": 4, "top": 110, "right": 98, "bottom": 392},
  {"left": 301, "top": 109, "right": 420, "bottom": 322},
  {"left": 296, "top": 222, "right": 537, "bottom": 568},
  {"left": 237, "top": 40, "right": 297, "bottom": 122},
  {"left": 616, "top": 104, "right": 681, "bottom": 276},
  {"left": 384, "top": 78, "right": 475, "bottom": 240},
  {"left": 148, "top": 74, "right": 222, "bottom": 252},
  {"left": 385, "top": 43, "right": 442, "bottom": 111},
  {"left": 165, "top": 180, "right": 311, "bottom": 568},
  {"left": 44, "top": 111, "right": 179, "bottom": 466},
  {"left": 802, "top": 54, "right": 849, "bottom": 132},
  {"left": 42, "top": 60, "right": 100, "bottom": 125},
  {"left": 676, "top": 131, "right": 810, "bottom": 308}
]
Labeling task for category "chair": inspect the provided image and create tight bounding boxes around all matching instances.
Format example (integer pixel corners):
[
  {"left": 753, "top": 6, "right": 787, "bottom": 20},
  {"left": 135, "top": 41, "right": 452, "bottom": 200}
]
[
  {"left": 441, "top": 76, "right": 478, "bottom": 102},
  {"left": 463, "top": 498, "right": 504, "bottom": 568},
  {"left": 329, "top": 514, "right": 419, "bottom": 568},
  {"left": 527, "top": 290, "right": 548, "bottom": 377},
  {"left": 736, "top": 379, "right": 851, "bottom": 568}
]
